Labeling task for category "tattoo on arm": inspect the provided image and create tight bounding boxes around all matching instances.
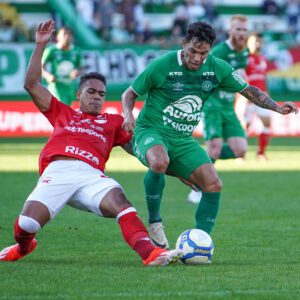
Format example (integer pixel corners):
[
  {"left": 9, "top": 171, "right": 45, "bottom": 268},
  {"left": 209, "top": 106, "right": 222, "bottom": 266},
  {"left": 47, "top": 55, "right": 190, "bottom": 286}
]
[
  {"left": 240, "top": 85, "right": 281, "bottom": 113},
  {"left": 122, "top": 141, "right": 134, "bottom": 156}
]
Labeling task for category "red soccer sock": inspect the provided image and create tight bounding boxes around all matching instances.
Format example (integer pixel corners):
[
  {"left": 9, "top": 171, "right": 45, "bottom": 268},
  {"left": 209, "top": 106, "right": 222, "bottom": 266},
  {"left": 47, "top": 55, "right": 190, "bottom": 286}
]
[
  {"left": 117, "top": 208, "right": 156, "bottom": 260},
  {"left": 14, "top": 217, "right": 36, "bottom": 254},
  {"left": 258, "top": 132, "right": 270, "bottom": 155}
]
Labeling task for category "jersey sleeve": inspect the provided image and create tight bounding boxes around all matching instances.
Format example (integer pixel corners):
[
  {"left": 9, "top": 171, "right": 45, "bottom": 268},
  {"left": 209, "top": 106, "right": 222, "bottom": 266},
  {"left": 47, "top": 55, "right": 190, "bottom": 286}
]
[
  {"left": 216, "top": 58, "right": 248, "bottom": 93},
  {"left": 111, "top": 114, "right": 132, "bottom": 147},
  {"left": 131, "top": 56, "right": 166, "bottom": 96},
  {"left": 42, "top": 96, "right": 72, "bottom": 126}
]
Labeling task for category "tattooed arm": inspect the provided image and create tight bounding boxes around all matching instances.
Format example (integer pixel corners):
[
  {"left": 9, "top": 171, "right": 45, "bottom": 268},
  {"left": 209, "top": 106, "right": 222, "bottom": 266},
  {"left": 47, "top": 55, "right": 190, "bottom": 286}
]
[
  {"left": 240, "top": 85, "right": 298, "bottom": 115},
  {"left": 121, "top": 140, "right": 134, "bottom": 156}
]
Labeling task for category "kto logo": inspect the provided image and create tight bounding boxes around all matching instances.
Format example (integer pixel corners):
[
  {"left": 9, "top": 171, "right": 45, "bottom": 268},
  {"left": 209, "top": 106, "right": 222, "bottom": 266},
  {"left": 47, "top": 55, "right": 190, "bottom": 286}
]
[
  {"left": 65, "top": 146, "right": 99, "bottom": 165},
  {"left": 169, "top": 71, "right": 183, "bottom": 76}
]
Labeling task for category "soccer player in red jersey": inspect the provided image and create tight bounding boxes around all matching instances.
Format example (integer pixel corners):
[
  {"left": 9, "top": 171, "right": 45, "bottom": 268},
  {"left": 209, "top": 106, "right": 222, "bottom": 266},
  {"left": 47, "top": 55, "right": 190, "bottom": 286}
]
[
  {"left": 245, "top": 33, "right": 271, "bottom": 160},
  {"left": 0, "top": 19, "right": 181, "bottom": 266}
]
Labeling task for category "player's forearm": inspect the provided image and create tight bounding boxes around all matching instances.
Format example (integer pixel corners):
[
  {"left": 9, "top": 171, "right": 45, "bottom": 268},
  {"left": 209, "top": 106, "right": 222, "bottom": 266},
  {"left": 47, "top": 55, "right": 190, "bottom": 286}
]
[
  {"left": 24, "top": 44, "right": 46, "bottom": 90},
  {"left": 122, "top": 141, "right": 134, "bottom": 156},
  {"left": 240, "top": 85, "right": 281, "bottom": 113},
  {"left": 122, "top": 88, "right": 137, "bottom": 118}
]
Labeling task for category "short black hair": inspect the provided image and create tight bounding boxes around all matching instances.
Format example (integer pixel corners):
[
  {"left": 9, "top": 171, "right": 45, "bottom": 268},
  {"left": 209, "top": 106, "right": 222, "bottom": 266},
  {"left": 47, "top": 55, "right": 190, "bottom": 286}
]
[
  {"left": 78, "top": 72, "right": 106, "bottom": 90},
  {"left": 185, "top": 22, "right": 216, "bottom": 46}
]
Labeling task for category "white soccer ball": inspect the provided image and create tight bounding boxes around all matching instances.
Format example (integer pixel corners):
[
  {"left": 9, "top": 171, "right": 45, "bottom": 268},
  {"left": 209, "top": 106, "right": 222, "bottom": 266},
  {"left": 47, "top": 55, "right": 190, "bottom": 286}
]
[{"left": 176, "top": 229, "right": 214, "bottom": 264}]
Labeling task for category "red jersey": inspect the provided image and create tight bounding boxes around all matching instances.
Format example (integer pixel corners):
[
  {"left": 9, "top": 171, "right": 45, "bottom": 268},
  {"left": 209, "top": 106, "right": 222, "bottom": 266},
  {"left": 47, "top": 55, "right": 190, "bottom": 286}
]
[
  {"left": 39, "top": 97, "right": 131, "bottom": 175},
  {"left": 245, "top": 53, "right": 268, "bottom": 92}
]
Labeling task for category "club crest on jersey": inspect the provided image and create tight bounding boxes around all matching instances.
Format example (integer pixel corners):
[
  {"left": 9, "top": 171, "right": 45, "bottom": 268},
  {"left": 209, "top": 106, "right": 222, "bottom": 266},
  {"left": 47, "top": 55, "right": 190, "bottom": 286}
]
[
  {"left": 65, "top": 146, "right": 99, "bottom": 165},
  {"left": 202, "top": 80, "right": 213, "bottom": 92}
]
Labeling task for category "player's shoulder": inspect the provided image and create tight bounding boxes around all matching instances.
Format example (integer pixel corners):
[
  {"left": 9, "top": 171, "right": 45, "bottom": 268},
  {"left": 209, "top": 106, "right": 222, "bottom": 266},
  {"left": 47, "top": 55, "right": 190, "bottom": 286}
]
[
  {"left": 209, "top": 54, "right": 232, "bottom": 69},
  {"left": 102, "top": 113, "right": 124, "bottom": 123}
]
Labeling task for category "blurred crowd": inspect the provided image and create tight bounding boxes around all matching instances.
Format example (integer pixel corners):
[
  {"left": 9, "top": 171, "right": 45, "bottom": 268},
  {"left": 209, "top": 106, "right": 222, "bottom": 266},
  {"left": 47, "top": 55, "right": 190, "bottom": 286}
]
[{"left": 1, "top": 0, "right": 300, "bottom": 46}]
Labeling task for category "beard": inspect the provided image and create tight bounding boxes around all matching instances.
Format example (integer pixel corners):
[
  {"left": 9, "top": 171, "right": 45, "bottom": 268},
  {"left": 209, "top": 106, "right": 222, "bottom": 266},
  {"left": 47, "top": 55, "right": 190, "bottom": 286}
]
[{"left": 231, "top": 36, "right": 247, "bottom": 52}]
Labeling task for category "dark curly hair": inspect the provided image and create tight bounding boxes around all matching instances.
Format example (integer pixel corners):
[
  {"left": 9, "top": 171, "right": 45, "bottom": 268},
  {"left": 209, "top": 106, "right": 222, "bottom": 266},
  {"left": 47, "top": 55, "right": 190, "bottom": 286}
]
[
  {"left": 185, "top": 22, "right": 216, "bottom": 46},
  {"left": 78, "top": 72, "right": 106, "bottom": 90}
]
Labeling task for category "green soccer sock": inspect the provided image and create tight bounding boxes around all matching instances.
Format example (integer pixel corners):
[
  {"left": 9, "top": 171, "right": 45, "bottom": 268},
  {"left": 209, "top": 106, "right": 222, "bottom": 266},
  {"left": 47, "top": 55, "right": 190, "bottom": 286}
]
[
  {"left": 219, "top": 143, "right": 236, "bottom": 160},
  {"left": 144, "top": 169, "right": 165, "bottom": 224},
  {"left": 195, "top": 192, "right": 220, "bottom": 234}
]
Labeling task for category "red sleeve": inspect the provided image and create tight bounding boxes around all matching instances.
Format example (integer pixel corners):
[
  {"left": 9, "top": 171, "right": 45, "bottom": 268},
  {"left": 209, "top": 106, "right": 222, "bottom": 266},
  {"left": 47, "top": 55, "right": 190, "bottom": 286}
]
[
  {"left": 42, "top": 96, "right": 73, "bottom": 126},
  {"left": 111, "top": 114, "right": 132, "bottom": 147}
]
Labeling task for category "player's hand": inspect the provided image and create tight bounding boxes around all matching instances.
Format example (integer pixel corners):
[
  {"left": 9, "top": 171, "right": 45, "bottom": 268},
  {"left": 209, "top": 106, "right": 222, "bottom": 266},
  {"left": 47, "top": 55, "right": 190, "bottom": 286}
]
[
  {"left": 280, "top": 102, "right": 299, "bottom": 115},
  {"left": 122, "top": 114, "right": 135, "bottom": 134},
  {"left": 36, "top": 19, "right": 55, "bottom": 45},
  {"left": 70, "top": 69, "right": 79, "bottom": 79},
  {"left": 46, "top": 74, "right": 56, "bottom": 83}
]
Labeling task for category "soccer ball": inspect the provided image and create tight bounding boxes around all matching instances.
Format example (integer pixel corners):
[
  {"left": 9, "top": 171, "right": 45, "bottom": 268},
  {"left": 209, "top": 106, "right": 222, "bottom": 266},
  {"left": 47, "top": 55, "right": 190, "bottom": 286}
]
[{"left": 176, "top": 229, "right": 214, "bottom": 264}]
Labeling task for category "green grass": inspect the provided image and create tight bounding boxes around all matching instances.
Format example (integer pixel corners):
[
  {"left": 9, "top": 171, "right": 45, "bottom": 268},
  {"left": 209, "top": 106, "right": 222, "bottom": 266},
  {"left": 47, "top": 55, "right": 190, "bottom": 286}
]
[{"left": 0, "top": 138, "right": 299, "bottom": 299}]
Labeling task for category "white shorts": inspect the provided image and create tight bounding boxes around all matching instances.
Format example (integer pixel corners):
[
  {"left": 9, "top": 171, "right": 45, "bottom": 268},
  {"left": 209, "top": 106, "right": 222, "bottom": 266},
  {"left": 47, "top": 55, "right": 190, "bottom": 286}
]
[
  {"left": 26, "top": 160, "right": 122, "bottom": 220},
  {"left": 245, "top": 103, "right": 271, "bottom": 123}
]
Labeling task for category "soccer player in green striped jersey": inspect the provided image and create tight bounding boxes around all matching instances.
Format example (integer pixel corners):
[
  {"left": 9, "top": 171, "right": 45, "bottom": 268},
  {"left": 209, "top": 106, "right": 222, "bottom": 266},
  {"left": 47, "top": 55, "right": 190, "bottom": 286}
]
[
  {"left": 122, "top": 22, "right": 298, "bottom": 249},
  {"left": 42, "top": 27, "right": 83, "bottom": 106}
]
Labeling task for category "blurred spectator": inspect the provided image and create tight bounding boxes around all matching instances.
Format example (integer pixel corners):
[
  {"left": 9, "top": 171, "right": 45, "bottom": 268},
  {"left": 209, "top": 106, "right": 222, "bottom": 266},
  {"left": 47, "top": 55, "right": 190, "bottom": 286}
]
[
  {"left": 94, "top": 0, "right": 116, "bottom": 41},
  {"left": 75, "top": 0, "right": 95, "bottom": 28},
  {"left": 172, "top": 2, "right": 188, "bottom": 38},
  {"left": 261, "top": 0, "right": 281, "bottom": 15},
  {"left": 201, "top": 0, "right": 216, "bottom": 23},
  {"left": 0, "top": 19, "right": 15, "bottom": 42},
  {"left": 284, "top": 0, "right": 300, "bottom": 36},
  {"left": 118, "top": 0, "right": 135, "bottom": 37},
  {"left": 110, "top": 13, "right": 131, "bottom": 43},
  {"left": 186, "top": 0, "right": 205, "bottom": 23},
  {"left": 133, "top": 0, "right": 145, "bottom": 41}
]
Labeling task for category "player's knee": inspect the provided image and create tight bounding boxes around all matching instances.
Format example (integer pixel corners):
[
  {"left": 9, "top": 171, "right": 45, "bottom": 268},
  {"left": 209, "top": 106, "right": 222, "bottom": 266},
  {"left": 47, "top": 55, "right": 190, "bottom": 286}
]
[
  {"left": 233, "top": 147, "right": 247, "bottom": 158},
  {"left": 209, "top": 147, "right": 222, "bottom": 160},
  {"left": 148, "top": 158, "right": 169, "bottom": 173},
  {"left": 17, "top": 215, "right": 41, "bottom": 234},
  {"left": 203, "top": 178, "right": 222, "bottom": 193}
]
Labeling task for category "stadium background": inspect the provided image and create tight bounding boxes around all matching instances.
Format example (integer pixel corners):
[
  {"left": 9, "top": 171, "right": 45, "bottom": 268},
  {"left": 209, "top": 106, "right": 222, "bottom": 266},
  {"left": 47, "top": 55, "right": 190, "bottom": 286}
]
[{"left": 0, "top": 0, "right": 300, "bottom": 137}]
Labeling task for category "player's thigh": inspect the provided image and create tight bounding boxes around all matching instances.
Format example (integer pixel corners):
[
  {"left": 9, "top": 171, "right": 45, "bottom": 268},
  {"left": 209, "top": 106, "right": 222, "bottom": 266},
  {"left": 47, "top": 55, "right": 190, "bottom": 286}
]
[
  {"left": 167, "top": 138, "right": 211, "bottom": 180},
  {"left": 133, "top": 127, "right": 169, "bottom": 167},
  {"left": 25, "top": 161, "right": 80, "bottom": 220},
  {"left": 188, "top": 162, "right": 221, "bottom": 192},
  {"left": 69, "top": 175, "right": 123, "bottom": 217},
  {"left": 227, "top": 136, "right": 247, "bottom": 154},
  {"left": 202, "top": 110, "right": 223, "bottom": 141},
  {"left": 223, "top": 110, "right": 246, "bottom": 141}
]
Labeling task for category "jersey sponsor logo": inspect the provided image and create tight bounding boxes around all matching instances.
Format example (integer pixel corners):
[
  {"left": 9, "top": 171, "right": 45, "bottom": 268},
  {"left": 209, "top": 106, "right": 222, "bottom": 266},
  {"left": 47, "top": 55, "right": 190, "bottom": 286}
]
[
  {"left": 203, "top": 72, "right": 215, "bottom": 76},
  {"left": 169, "top": 71, "right": 183, "bottom": 76},
  {"left": 162, "top": 95, "right": 203, "bottom": 135},
  {"left": 65, "top": 146, "right": 100, "bottom": 165},
  {"left": 202, "top": 80, "right": 213, "bottom": 92},
  {"left": 65, "top": 126, "right": 107, "bottom": 142}
]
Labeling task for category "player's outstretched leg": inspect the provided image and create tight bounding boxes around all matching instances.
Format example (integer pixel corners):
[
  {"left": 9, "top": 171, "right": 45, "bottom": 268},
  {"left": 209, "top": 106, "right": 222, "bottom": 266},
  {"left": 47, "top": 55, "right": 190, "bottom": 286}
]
[
  {"left": 117, "top": 207, "right": 179, "bottom": 265},
  {"left": 0, "top": 216, "right": 40, "bottom": 261},
  {"left": 143, "top": 248, "right": 182, "bottom": 266}
]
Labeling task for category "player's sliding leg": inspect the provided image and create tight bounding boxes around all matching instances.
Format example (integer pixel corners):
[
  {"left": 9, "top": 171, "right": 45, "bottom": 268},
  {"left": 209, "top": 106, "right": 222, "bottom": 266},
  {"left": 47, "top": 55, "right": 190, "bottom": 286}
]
[
  {"left": 100, "top": 188, "right": 180, "bottom": 266},
  {"left": 117, "top": 207, "right": 180, "bottom": 266},
  {"left": 144, "top": 169, "right": 169, "bottom": 249},
  {"left": 0, "top": 216, "right": 40, "bottom": 261}
]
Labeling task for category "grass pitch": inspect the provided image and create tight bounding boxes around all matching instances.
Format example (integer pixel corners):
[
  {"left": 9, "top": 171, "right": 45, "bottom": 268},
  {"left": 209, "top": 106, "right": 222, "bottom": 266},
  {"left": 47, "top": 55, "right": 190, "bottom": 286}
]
[{"left": 0, "top": 138, "right": 299, "bottom": 300}]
